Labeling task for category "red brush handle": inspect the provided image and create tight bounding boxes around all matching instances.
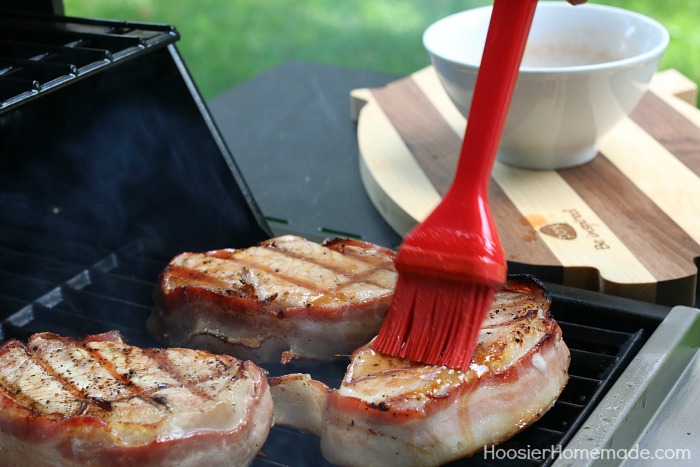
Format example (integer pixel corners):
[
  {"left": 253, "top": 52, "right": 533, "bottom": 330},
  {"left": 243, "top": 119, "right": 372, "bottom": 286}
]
[
  {"left": 453, "top": 0, "right": 537, "bottom": 195},
  {"left": 397, "top": 0, "right": 537, "bottom": 285}
]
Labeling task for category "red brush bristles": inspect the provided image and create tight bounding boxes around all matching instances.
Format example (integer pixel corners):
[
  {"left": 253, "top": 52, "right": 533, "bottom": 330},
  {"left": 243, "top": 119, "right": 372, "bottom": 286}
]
[{"left": 373, "top": 273, "right": 498, "bottom": 370}]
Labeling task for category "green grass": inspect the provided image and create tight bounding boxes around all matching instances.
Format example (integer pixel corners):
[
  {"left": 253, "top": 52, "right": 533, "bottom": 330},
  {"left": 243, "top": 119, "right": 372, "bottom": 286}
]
[{"left": 63, "top": 0, "right": 698, "bottom": 101}]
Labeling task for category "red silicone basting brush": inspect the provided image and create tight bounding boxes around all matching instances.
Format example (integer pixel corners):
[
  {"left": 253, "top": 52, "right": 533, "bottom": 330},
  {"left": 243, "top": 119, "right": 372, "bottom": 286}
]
[{"left": 372, "top": 0, "right": 538, "bottom": 370}]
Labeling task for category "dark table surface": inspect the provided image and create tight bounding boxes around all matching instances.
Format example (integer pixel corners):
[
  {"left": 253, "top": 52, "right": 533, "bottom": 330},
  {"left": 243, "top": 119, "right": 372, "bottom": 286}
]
[{"left": 209, "top": 60, "right": 403, "bottom": 249}]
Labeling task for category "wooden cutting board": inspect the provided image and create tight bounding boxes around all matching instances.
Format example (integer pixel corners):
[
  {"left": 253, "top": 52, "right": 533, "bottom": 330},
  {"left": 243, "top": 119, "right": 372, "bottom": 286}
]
[{"left": 351, "top": 67, "right": 700, "bottom": 306}]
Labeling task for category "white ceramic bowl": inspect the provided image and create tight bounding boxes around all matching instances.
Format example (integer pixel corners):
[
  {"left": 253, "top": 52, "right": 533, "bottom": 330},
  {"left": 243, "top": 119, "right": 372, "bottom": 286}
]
[{"left": 423, "top": 1, "right": 669, "bottom": 170}]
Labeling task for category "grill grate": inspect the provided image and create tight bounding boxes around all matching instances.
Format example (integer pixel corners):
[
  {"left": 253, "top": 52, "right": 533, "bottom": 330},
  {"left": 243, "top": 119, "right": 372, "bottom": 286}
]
[
  {"left": 0, "top": 235, "right": 664, "bottom": 466},
  {"left": 0, "top": 13, "right": 178, "bottom": 111}
]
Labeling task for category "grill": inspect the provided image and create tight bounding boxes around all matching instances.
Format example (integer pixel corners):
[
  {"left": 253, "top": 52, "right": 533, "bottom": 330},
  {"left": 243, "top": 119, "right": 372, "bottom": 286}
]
[{"left": 0, "top": 6, "right": 694, "bottom": 467}]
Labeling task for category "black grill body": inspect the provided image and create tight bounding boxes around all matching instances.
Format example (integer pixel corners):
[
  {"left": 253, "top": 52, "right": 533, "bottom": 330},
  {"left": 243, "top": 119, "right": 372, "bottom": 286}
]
[{"left": 0, "top": 10, "right": 672, "bottom": 467}]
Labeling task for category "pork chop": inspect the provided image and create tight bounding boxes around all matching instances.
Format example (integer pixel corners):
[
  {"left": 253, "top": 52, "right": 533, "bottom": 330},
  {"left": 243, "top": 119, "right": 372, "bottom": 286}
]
[
  {"left": 0, "top": 331, "right": 272, "bottom": 466},
  {"left": 147, "top": 235, "right": 397, "bottom": 363},
  {"left": 270, "top": 276, "right": 570, "bottom": 466}
]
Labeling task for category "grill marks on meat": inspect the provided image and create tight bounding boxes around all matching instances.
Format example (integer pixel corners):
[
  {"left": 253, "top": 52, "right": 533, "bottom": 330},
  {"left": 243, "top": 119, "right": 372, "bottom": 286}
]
[
  {"left": 148, "top": 235, "right": 398, "bottom": 363},
  {"left": 269, "top": 276, "right": 571, "bottom": 467},
  {"left": 161, "top": 236, "right": 396, "bottom": 309},
  {"left": 0, "top": 331, "right": 272, "bottom": 466},
  {"left": 1, "top": 334, "right": 231, "bottom": 423}
]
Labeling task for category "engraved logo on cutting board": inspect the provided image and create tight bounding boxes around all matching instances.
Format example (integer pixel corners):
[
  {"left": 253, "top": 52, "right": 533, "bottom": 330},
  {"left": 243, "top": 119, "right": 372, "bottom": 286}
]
[
  {"left": 540, "top": 223, "right": 576, "bottom": 240},
  {"left": 539, "top": 209, "right": 610, "bottom": 250}
]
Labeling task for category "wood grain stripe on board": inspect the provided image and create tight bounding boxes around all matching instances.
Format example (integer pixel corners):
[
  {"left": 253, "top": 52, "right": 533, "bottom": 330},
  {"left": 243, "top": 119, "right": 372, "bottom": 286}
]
[
  {"left": 356, "top": 90, "right": 441, "bottom": 228},
  {"left": 630, "top": 91, "right": 700, "bottom": 176},
  {"left": 599, "top": 118, "right": 700, "bottom": 247},
  {"left": 558, "top": 155, "right": 700, "bottom": 305},
  {"left": 411, "top": 67, "right": 466, "bottom": 136},
  {"left": 370, "top": 78, "right": 458, "bottom": 196}
]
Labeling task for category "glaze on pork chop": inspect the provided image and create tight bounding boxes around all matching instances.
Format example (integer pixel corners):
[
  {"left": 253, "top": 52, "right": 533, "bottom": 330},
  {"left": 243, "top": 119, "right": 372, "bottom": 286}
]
[
  {"left": 0, "top": 331, "right": 272, "bottom": 466},
  {"left": 147, "top": 235, "right": 397, "bottom": 364},
  {"left": 270, "top": 276, "right": 570, "bottom": 466}
]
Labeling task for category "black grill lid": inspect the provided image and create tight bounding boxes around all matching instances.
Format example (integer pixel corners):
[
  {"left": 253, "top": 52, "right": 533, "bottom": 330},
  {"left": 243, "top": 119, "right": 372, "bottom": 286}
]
[
  {"left": 1, "top": 13, "right": 271, "bottom": 313},
  {"left": 0, "top": 12, "right": 179, "bottom": 111}
]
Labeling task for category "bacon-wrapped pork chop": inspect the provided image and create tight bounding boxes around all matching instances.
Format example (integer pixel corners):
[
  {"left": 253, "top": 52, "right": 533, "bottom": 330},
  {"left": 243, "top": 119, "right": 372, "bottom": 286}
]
[
  {"left": 270, "top": 276, "right": 570, "bottom": 466},
  {"left": 147, "top": 235, "right": 397, "bottom": 364},
  {"left": 0, "top": 331, "right": 272, "bottom": 466}
]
